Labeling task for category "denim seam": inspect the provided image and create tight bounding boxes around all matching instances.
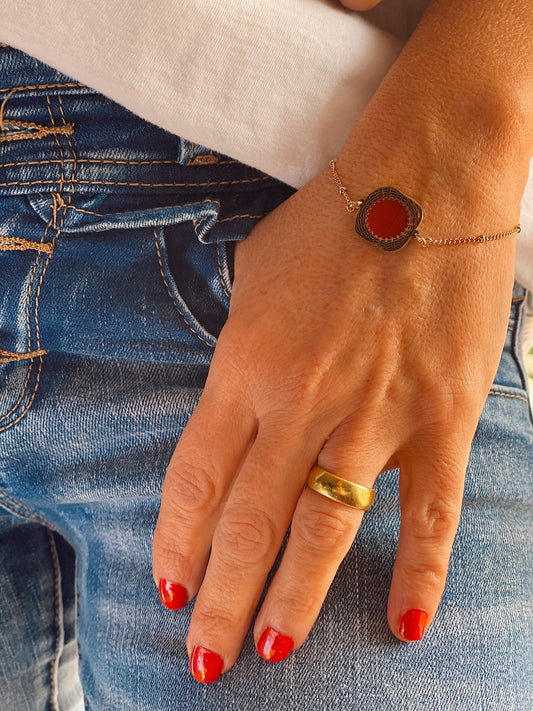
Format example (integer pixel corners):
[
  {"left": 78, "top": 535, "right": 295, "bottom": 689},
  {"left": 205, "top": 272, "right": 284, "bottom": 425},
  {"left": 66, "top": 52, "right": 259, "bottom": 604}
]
[
  {"left": 153, "top": 227, "right": 215, "bottom": 349},
  {"left": 509, "top": 293, "right": 533, "bottom": 426},
  {"left": 34, "top": 95, "right": 75, "bottom": 357},
  {"left": 46, "top": 529, "right": 63, "bottom": 711},
  {"left": 0, "top": 121, "right": 74, "bottom": 144},
  {"left": 62, "top": 204, "right": 103, "bottom": 218},
  {"left": 186, "top": 143, "right": 240, "bottom": 166},
  {"left": 0, "top": 176, "right": 272, "bottom": 188},
  {"left": 0, "top": 347, "right": 49, "bottom": 362},
  {"left": 0, "top": 94, "right": 73, "bottom": 432},
  {"left": 0, "top": 486, "right": 59, "bottom": 530},
  {"left": 0, "top": 195, "right": 52, "bottom": 428},
  {"left": 487, "top": 390, "right": 529, "bottom": 404},
  {"left": 218, "top": 213, "right": 264, "bottom": 223},
  {"left": 216, "top": 242, "right": 231, "bottom": 300},
  {"left": 0, "top": 234, "right": 54, "bottom": 253},
  {"left": 0, "top": 158, "right": 242, "bottom": 168},
  {"left": 0, "top": 81, "right": 84, "bottom": 93}
]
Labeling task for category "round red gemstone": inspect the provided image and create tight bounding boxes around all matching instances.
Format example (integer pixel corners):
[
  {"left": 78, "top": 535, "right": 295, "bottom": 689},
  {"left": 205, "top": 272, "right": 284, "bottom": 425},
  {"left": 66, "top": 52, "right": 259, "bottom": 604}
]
[{"left": 366, "top": 197, "right": 409, "bottom": 240}]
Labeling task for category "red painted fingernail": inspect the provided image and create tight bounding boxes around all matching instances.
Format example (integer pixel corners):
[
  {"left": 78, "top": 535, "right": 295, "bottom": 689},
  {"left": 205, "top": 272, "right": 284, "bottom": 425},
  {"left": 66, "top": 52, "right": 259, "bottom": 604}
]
[
  {"left": 158, "top": 579, "right": 188, "bottom": 610},
  {"left": 399, "top": 609, "right": 429, "bottom": 641},
  {"left": 190, "top": 646, "right": 224, "bottom": 684},
  {"left": 257, "top": 627, "right": 294, "bottom": 662}
]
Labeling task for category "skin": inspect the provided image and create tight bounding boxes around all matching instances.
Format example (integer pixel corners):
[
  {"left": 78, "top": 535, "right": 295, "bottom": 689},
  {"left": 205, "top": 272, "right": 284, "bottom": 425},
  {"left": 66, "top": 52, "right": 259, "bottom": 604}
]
[{"left": 153, "top": 0, "right": 533, "bottom": 678}]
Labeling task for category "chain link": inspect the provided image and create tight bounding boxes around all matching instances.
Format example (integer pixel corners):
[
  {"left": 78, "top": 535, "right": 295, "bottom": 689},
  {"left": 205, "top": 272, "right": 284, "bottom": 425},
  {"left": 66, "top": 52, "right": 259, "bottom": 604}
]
[
  {"left": 415, "top": 226, "right": 521, "bottom": 247},
  {"left": 328, "top": 159, "right": 362, "bottom": 213},
  {"left": 329, "top": 158, "right": 521, "bottom": 247}
]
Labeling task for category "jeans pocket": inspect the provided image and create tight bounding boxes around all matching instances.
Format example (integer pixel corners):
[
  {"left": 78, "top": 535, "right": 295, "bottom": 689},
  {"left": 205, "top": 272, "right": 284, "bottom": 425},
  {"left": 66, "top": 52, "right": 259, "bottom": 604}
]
[
  {"left": 0, "top": 195, "right": 54, "bottom": 431},
  {"left": 26, "top": 192, "right": 234, "bottom": 351},
  {"left": 156, "top": 221, "right": 235, "bottom": 346}
]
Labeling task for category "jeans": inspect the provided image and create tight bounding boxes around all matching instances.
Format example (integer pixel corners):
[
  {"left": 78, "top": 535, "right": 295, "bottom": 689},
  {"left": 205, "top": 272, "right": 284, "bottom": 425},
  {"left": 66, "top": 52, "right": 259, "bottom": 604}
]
[{"left": 0, "top": 46, "right": 532, "bottom": 711}]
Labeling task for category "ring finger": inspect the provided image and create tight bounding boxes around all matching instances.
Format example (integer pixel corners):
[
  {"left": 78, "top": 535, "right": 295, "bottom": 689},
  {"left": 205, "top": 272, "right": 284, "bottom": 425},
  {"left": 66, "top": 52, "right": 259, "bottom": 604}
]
[{"left": 252, "top": 438, "right": 394, "bottom": 662}]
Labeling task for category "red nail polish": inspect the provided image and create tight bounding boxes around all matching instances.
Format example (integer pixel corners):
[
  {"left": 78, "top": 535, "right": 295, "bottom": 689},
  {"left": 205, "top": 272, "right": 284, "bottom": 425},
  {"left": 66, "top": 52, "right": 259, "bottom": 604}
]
[
  {"left": 257, "top": 627, "right": 294, "bottom": 662},
  {"left": 158, "top": 579, "right": 188, "bottom": 610},
  {"left": 399, "top": 609, "right": 429, "bottom": 641},
  {"left": 190, "top": 646, "right": 224, "bottom": 684}
]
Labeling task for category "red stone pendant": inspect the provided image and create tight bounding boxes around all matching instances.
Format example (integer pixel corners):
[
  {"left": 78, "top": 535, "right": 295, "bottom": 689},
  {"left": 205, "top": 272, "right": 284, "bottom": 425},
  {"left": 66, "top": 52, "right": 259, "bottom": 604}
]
[{"left": 354, "top": 186, "right": 422, "bottom": 252}]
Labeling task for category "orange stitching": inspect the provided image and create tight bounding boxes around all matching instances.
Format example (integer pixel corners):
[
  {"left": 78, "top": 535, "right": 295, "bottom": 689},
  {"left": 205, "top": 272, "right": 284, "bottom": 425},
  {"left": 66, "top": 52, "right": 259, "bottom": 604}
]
[
  {"left": 0, "top": 208, "right": 53, "bottom": 425},
  {"left": 154, "top": 228, "right": 214, "bottom": 349},
  {"left": 0, "top": 235, "right": 54, "bottom": 254},
  {"left": 2, "top": 118, "right": 58, "bottom": 131},
  {"left": 14, "top": 98, "right": 73, "bottom": 430},
  {"left": 488, "top": 390, "right": 529, "bottom": 404},
  {"left": 190, "top": 153, "right": 219, "bottom": 166},
  {"left": 0, "top": 157, "right": 241, "bottom": 168},
  {"left": 0, "top": 87, "right": 17, "bottom": 129},
  {"left": 0, "top": 82, "right": 84, "bottom": 93},
  {"left": 511, "top": 297, "right": 525, "bottom": 303},
  {"left": 0, "top": 176, "right": 272, "bottom": 188},
  {"left": 0, "top": 199, "right": 54, "bottom": 422},
  {"left": 0, "top": 348, "right": 49, "bottom": 362},
  {"left": 0, "top": 97, "right": 67, "bottom": 432},
  {"left": 216, "top": 242, "right": 231, "bottom": 300},
  {"left": 61, "top": 204, "right": 103, "bottom": 217},
  {"left": 217, "top": 213, "right": 264, "bottom": 223},
  {"left": 0, "top": 123, "right": 74, "bottom": 143},
  {"left": 35, "top": 96, "right": 73, "bottom": 350}
]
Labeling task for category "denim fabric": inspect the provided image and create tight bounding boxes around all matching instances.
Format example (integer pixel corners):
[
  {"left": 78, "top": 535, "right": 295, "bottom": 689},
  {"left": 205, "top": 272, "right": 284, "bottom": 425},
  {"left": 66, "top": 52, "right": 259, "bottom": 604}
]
[{"left": 0, "top": 46, "right": 532, "bottom": 711}]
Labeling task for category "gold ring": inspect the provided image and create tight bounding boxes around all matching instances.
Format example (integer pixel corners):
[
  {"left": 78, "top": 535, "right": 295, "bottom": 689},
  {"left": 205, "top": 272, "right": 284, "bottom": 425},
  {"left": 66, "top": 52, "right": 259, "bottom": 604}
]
[{"left": 307, "top": 466, "right": 375, "bottom": 510}]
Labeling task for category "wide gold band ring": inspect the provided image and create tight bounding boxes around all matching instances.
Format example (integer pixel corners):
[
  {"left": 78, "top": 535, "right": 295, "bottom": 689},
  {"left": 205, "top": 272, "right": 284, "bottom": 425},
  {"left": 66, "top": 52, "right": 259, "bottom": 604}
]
[{"left": 307, "top": 466, "right": 375, "bottom": 510}]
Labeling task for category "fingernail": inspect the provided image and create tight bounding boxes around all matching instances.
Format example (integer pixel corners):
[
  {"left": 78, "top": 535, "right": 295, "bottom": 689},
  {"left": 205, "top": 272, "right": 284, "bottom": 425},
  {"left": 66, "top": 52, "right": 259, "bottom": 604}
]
[
  {"left": 399, "top": 609, "right": 429, "bottom": 641},
  {"left": 257, "top": 627, "right": 294, "bottom": 663},
  {"left": 158, "top": 579, "right": 188, "bottom": 610},
  {"left": 190, "top": 645, "right": 224, "bottom": 684}
]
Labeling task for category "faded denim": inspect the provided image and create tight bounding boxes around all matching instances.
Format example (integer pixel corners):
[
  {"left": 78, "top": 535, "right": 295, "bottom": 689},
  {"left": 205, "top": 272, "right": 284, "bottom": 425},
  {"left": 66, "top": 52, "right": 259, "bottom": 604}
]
[{"left": 0, "top": 46, "right": 532, "bottom": 711}]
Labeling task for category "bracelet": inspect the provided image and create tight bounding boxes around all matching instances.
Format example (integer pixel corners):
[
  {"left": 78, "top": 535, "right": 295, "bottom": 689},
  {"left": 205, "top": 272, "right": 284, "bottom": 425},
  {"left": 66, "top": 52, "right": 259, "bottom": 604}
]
[{"left": 329, "top": 158, "right": 521, "bottom": 253}]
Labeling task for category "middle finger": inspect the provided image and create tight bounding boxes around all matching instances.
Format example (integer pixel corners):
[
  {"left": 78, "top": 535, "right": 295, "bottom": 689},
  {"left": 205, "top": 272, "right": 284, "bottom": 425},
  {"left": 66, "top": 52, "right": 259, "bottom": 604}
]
[{"left": 186, "top": 420, "right": 323, "bottom": 682}]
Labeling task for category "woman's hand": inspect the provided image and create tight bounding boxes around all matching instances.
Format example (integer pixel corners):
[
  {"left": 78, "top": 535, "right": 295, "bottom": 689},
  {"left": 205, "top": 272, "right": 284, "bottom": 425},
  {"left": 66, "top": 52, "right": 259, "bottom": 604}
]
[{"left": 153, "top": 0, "right": 531, "bottom": 683}]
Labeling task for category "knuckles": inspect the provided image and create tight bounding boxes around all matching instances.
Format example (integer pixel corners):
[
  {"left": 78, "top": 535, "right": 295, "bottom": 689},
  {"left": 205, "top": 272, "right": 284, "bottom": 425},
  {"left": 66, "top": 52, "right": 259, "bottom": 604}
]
[
  {"left": 214, "top": 506, "right": 277, "bottom": 569},
  {"left": 162, "top": 461, "right": 219, "bottom": 520},
  {"left": 401, "top": 497, "right": 461, "bottom": 544},
  {"left": 293, "top": 505, "right": 356, "bottom": 556}
]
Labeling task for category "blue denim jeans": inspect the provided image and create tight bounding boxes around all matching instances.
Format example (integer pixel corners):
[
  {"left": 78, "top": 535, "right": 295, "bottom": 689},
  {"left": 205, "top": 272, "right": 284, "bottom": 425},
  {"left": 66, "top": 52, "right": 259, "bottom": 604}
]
[{"left": 0, "top": 46, "right": 532, "bottom": 711}]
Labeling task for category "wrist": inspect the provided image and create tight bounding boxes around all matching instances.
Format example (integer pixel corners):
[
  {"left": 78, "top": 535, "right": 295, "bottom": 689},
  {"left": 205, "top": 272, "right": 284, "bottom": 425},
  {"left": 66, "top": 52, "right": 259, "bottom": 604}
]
[{"left": 337, "top": 59, "right": 529, "bottom": 237}]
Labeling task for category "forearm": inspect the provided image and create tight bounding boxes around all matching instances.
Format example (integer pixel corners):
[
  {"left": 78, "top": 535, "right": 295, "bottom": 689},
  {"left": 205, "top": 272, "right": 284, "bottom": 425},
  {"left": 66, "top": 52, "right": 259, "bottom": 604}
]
[
  {"left": 402, "top": 0, "right": 532, "bottom": 152},
  {"left": 343, "top": 0, "right": 532, "bottom": 129},
  {"left": 336, "top": 0, "right": 532, "bottom": 238}
]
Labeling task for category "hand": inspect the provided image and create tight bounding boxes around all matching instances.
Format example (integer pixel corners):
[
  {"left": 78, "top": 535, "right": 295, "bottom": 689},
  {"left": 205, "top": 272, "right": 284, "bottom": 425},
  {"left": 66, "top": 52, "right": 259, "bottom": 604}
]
[{"left": 152, "top": 0, "right": 531, "bottom": 683}]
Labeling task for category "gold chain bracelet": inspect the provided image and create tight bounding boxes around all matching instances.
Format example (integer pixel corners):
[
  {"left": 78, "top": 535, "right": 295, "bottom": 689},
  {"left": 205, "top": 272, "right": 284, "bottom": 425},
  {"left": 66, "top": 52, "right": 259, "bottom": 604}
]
[{"left": 329, "top": 158, "right": 521, "bottom": 253}]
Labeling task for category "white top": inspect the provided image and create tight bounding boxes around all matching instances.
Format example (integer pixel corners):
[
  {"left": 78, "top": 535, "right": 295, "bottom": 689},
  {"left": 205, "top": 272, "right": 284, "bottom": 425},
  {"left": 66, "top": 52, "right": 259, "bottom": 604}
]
[{"left": 2, "top": 0, "right": 532, "bottom": 294}]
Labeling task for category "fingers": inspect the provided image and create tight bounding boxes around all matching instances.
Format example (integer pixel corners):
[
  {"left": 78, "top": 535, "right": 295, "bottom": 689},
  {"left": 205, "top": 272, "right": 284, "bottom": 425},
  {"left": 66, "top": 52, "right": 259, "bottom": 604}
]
[
  {"left": 185, "top": 422, "right": 323, "bottom": 679},
  {"left": 252, "top": 434, "right": 392, "bottom": 661},
  {"left": 387, "top": 436, "right": 470, "bottom": 641},
  {"left": 152, "top": 387, "right": 256, "bottom": 608}
]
